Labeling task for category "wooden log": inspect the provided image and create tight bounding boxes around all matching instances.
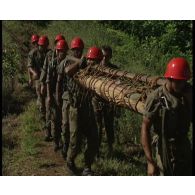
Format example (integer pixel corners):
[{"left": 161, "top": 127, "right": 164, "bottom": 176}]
[{"left": 75, "top": 73, "right": 146, "bottom": 114}]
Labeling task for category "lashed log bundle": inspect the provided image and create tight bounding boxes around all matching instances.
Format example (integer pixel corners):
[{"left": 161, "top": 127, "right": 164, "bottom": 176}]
[
  {"left": 65, "top": 55, "right": 165, "bottom": 86},
  {"left": 90, "top": 65, "right": 166, "bottom": 86},
  {"left": 75, "top": 72, "right": 147, "bottom": 114}
]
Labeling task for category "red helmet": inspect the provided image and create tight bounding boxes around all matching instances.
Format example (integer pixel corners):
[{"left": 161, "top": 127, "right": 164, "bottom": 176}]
[
  {"left": 38, "top": 35, "right": 49, "bottom": 47},
  {"left": 164, "top": 57, "right": 191, "bottom": 80},
  {"left": 56, "top": 39, "right": 68, "bottom": 51},
  {"left": 71, "top": 37, "right": 84, "bottom": 49},
  {"left": 55, "top": 34, "right": 65, "bottom": 42},
  {"left": 31, "top": 34, "right": 39, "bottom": 43},
  {"left": 86, "top": 47, "right": 103, "bottom": 60}
]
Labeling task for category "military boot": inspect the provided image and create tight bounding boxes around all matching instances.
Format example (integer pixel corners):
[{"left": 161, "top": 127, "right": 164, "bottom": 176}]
[
  {"left": 44, "top": 135, "right": 53, "bottom": 142},
  {"left": 66, "top": 160, "right": 77, "bottom": 175},
  {"left": 107, "top": 144, "right": 113, "bottom": 158},
  {"left": 61, "top": 144, "right": 68, "bottom": 160},
  {"left": 82, "top": 167, "right": 93, "bottom": 176},
  {"left": 44, "top": 128, "right": 53, "bottom": 142},
  {"left": 54, "top": 140, "right": 61, "bottom": 152}
]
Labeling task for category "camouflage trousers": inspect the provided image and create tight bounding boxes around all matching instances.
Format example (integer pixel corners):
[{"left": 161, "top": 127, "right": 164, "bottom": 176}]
[
  {"left": 45, "top": 97, "right": 62, "bottom": 145},
  {"left": 92, "top": 97, "right": 114, "bottom": 148},
  {"left": 64, "top": 102, "right": 98, "bottom": 168},
  {"left": 154, "top": 135, "right": 192, "bottom": 176},
  {"left": 35, "top": 80, "right": 46, "bottom": 118}
]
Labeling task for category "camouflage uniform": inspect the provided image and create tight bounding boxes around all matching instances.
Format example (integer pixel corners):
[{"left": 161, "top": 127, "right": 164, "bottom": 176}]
[
  {"left": 92, "top": 63, "right": 119, "bottom": 153},
  {"left": 143, "top": 84, "right": 192, "bottom": 175},
  {"left": 27, "top": 48, "right": 50, "bottom": 116},
  {"left": 58, "top": 57, "right": 98, "bottom": 168},
  {"left": 40, "top": 49, "right": 55, "bottom": 138},
  {"left": 46, "top": 56, "right": 62, "bottom": 147}
]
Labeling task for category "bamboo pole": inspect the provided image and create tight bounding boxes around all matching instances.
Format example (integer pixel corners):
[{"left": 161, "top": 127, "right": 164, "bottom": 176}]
[
  {"left": 91, "top": 65, "right": 166, "bottom": 86},
  {"left": 65, "top": 55, "right": 166, "bottom": 86}
]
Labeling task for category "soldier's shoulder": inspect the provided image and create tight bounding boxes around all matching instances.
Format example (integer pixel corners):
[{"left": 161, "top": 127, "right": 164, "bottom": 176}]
[
  {"left": 46, "top": 50, "right": 54, "bottom": 62},
  {"left": 57, "top": 58, "right": 66, "bottom": 70},
  {"left": 46, "top": 49, "right": 53, "bottom": 56},
  {"left": 147, "top": 85, "right": 164, "bottom": 101},
  {"left": 184, "top": 82, "right": 192, "bottom": 93},
  {"left": 29, "top": 48, "right": 38, "bottom": 55},
  {"left": 60, "top": 57, "right": 67, "bottom": 65},
  {"left": 53, "top": 57, "right": 58, "bottom": 65},
  {"left": 65, "top": 55, "right": 78, "bottom": 64}
]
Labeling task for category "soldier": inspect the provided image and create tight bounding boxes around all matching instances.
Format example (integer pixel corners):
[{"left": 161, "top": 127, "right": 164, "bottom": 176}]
[
  {"left": 56, "top": 46, "right": 102, "bottom": 176},
  {"left": 92, "top": 45, "right": 119, "bottom": 157},
  {"left": 40, "top": 34, "right": 65, "bottom": 93},
  {"left": 46, "top": 39, "right": 68, "bottom": 151},
  {"left": 40, "top": 34, "right": 65, "bottom": 141},
  {"left": 27, "top": 35, "right": 49, "bottom": 118},
  {"left": 28, "top": 34, "right": 39, "bottom": 87},
  {"left": 31, "top": 34, "right": 39, "bottom": 49},
  {"left": 141, "top": 57, "right": 192, "bottom": 176},
  {"left": 60, "top": 37, "right": 84, "bottom": 159}
]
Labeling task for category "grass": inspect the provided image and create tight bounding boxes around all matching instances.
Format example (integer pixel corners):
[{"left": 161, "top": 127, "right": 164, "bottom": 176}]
[
  {"left": 19, "top": 101, "right": 44, "bottom": 156},
  {"left": 2, "top": 100, "right": 44, "bottom": 175},
  {"left": 74, "top": 135, "right": 146, "bottom": 176}
]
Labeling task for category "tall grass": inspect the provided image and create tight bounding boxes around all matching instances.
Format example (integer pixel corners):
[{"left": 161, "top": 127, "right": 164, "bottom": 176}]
[{"left": 19, "top": 102, "right": 44, "bottom": 156}]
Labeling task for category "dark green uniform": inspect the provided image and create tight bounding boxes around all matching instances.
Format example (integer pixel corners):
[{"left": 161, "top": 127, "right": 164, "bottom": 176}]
[
  {"left": 58, "top": 57, "right": 98, "bottom": 168},
  {"left": 40, "top": 49, "right": 54, "bottom": 84},
  {"left": 27, "top": 48, "right": 50, "bottom": 115},
  {"left": 143, "top": 83, "right": 192, "bottom": 175},
  {"left": 92, "top": 63, "right": 119, "bottom": 153},
  {"left": 40, "top": 49, "right": 55, "bottom": 138},
  {"left": 46, "top": 56, "right": 62, "bottom": 147}
]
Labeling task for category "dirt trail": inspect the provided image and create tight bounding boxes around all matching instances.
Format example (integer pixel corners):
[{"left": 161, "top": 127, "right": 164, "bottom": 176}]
[
  {"left": 26, "top": 131, "right": 71, "bottom": 176},
  {"left": 3, "top": 112, "right": 73, "bottom": 176},
  {"left": 2, "top": 86, "right": 73, "bottom": 176}
]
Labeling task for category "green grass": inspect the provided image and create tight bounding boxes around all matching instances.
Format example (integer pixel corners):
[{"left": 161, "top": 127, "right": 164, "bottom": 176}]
[
  {"left": 74, "top": 141, "right": 146, "bottom": 176},
  {"left": 2, "top": 100, "right": 45, "bottom": 175},
  {"left": 19, "top": 101, "right": 44, "bottom": 156}
]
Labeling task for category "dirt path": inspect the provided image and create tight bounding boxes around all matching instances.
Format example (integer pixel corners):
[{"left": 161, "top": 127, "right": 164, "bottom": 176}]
[
  {"left": 2, "top": 84, "right": 73, "bottom": 176},
  {"left": 3, "top": 113, "right": 74, "bottom": 176},
  {"left": 26, "top": 131, "right": 71, "bottom": 176}
]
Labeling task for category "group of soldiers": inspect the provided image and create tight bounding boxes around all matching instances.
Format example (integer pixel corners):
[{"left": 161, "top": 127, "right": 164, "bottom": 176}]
[{"left": 27, "top": 34, "right": 192, "bottom": 176}]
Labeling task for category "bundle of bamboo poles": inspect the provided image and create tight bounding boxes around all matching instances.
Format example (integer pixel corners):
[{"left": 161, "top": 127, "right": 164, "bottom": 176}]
[
  {"left": 66, "top": 56, "right": 165, "bottom": 114},
  {"left": 66, "top": 55, "right": 165, "bottom": 86},
  {"left": 90, "top": 65, "right": 166, "bottom": 86},
  {"left": 74, "top": 70, "right": 154, "bottom": 114}
]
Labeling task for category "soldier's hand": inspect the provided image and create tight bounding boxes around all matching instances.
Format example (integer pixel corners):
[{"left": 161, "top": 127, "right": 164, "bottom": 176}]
[
  {"left": 147, "top": 161, "right": 159, "bottom": 176},
  {"left": 46, "top": 96, "right": 51, "bottom": 106},
  {"left": 28, "top": 79, "right": 33, "bottom": 87},
  {"left": 41, "top": 84, "right": 46, "bottom": 95},
  {"left": 57, "top": 100, "right": 61, "bottom": 107},
  {"left": 32, "top": 72, "right": 39, "bottom": 80},
  {"left": 79, "top": 56, "right": 87, "bottom": 69}
]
